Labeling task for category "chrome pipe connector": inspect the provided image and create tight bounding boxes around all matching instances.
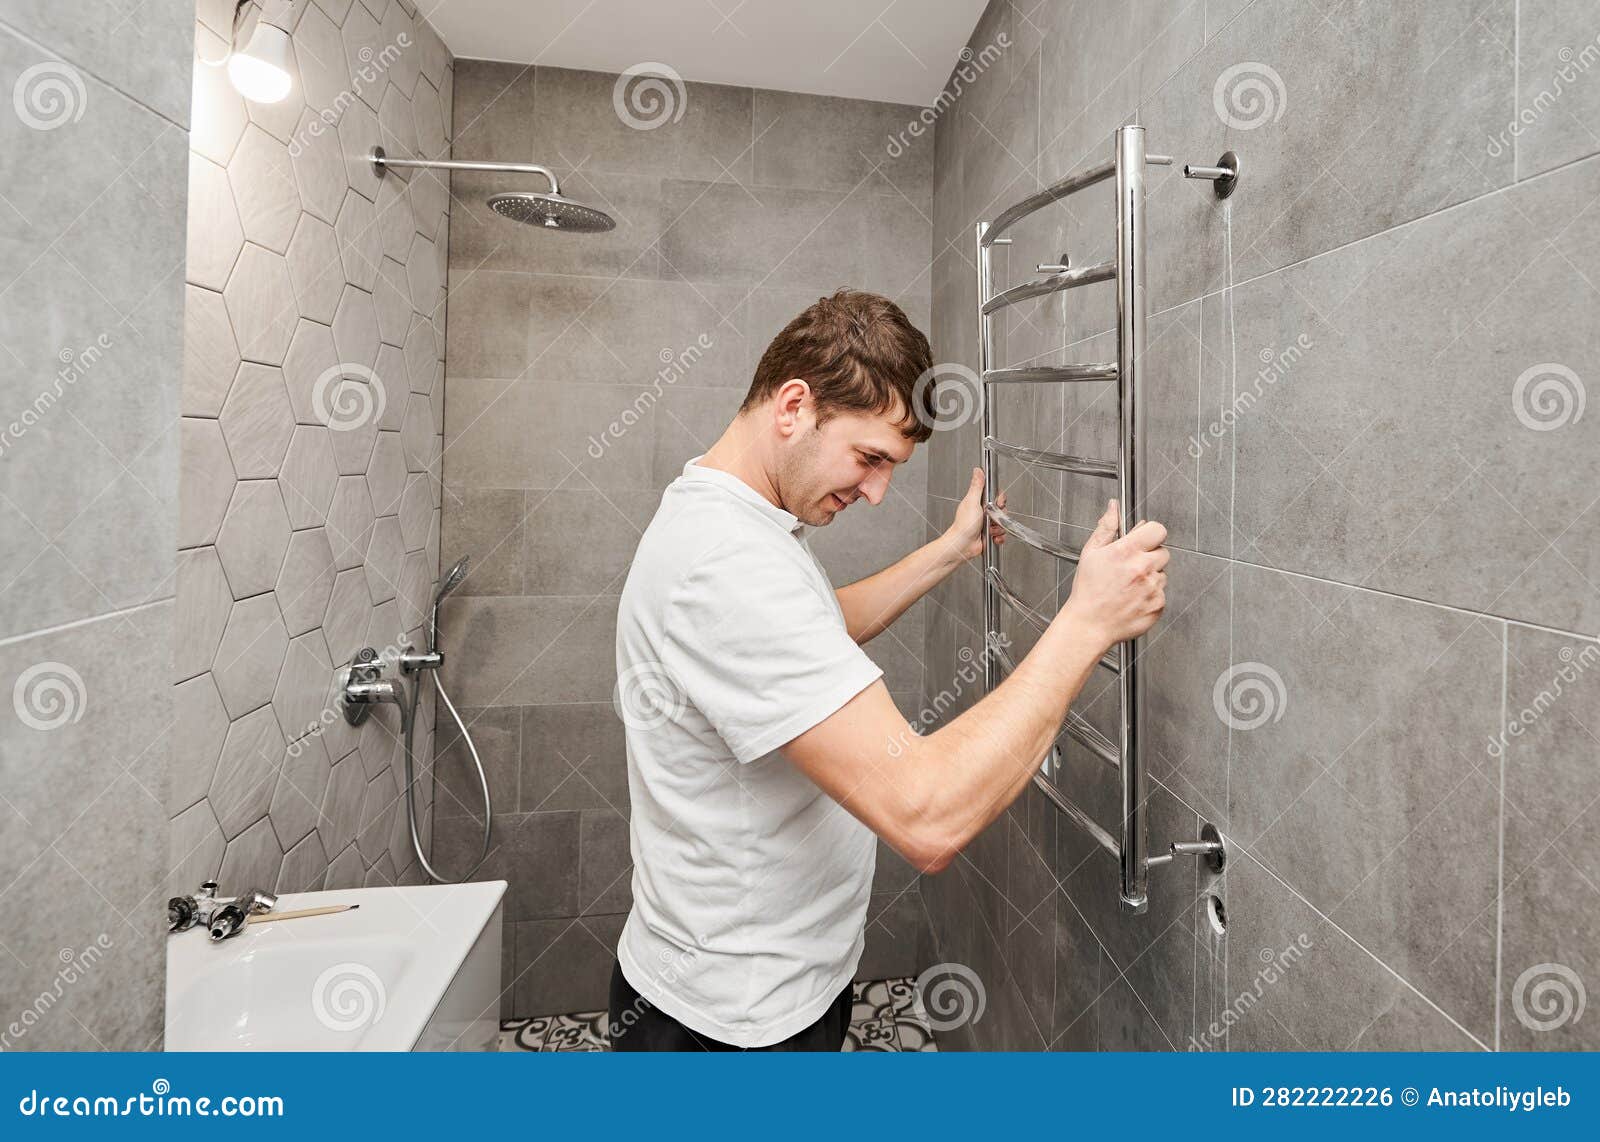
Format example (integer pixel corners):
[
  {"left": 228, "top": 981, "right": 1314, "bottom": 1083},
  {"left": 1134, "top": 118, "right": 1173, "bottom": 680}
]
[
  {"left": 1183, "top": 150, "right": 1239, "bottom": 198},
  {"left": 398, "top": 647, "right": 443, "bottom": 674}
]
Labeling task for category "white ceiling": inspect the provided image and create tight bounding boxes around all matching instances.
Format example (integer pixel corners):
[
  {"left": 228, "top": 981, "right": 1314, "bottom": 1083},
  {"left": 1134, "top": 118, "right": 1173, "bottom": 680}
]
[{"left": 426, "top": 0, "right": 990, "bottom": 106}]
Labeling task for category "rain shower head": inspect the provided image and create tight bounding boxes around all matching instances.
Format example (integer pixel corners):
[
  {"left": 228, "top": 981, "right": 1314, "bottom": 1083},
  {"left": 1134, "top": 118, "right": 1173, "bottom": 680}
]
[
  {"left": 487, "top": 191, "right": 615, "bottom": 233},
  {"left": 368, "top": 148, "right": 616, "bottom": 234}
]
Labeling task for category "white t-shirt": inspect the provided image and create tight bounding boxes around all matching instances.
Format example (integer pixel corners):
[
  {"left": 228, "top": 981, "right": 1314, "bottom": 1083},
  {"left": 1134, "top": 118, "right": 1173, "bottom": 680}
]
[{"left": 613, "top": 458, "right": 883, "bottom": 1047}]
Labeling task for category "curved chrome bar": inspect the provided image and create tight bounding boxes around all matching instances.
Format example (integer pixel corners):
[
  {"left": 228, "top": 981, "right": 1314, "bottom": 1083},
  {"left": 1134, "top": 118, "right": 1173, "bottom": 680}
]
[
  {"left": 369, "top": 146, "right": 561, "bottom": 195},
  {"left": 983, "top": 362, "right": 1119, "bottom": 384},
  {"left": 985, "top": 437, "right": 1118, "bottom": 479},
  {"left": 981, "top": 258, "right": 1116, "bottom": 315},
  {"left": 986, "top": 503, "right": 1082, "bottom": 564}
]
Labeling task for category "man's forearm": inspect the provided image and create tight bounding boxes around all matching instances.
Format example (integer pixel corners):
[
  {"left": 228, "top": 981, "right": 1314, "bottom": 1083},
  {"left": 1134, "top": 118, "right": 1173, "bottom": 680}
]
[
  {"left": 835, "top": 534, "right": 967, "bottom": 643},
  {"left": 908, "top": 605, "right": 1107, "bottom": 863}
]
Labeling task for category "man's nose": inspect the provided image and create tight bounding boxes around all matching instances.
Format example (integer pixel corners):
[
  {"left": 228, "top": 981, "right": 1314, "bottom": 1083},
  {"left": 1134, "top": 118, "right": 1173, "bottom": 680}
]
[{"left": 858, "top": 465, "right": 891, "bottom": 506}]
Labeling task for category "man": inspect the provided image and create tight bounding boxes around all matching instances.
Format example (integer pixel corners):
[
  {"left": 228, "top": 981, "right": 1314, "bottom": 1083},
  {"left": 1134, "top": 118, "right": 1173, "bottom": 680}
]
[{"left": 609, "top": 289, "right": 1167, "bottom": 1050}]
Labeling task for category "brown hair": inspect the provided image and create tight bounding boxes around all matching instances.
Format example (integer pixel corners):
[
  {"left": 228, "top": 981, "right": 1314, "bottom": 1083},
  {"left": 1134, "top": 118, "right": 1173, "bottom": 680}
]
[{"left": 741, "top": 289, "right": 936, "bottom": 442}]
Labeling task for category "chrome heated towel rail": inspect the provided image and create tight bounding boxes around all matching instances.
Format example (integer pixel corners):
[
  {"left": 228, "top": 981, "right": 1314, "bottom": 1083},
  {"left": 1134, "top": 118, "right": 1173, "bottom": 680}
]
[{"left": 975, "top": 126, "right": 1232, "bottom": 913}]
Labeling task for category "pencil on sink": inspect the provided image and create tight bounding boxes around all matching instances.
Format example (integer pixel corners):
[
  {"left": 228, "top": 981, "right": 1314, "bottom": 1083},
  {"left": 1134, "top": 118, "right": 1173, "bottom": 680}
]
[{"left": 245, "top": 904, "right": 361, "bottom": 925}]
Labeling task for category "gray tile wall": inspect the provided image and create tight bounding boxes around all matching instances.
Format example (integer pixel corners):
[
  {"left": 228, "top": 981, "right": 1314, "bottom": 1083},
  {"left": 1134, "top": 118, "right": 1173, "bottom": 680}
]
[
  {"left": 0, "top": 0, "right": 192, "bottom": 1049},
  {"left": 920, "top": 0, "right": 1600, "bottom": 1052},
  {"left": 170, "top": 0, "right": 455, "bottom": 928},
  {"left": 437, "top": 61, "right": 937, "bottom": 1016}
]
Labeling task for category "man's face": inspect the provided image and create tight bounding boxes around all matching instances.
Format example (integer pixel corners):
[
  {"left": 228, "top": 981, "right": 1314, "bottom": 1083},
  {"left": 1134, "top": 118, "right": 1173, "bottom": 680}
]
[{"left": 778, "top": 404, "right": 918, "bottom": 527}]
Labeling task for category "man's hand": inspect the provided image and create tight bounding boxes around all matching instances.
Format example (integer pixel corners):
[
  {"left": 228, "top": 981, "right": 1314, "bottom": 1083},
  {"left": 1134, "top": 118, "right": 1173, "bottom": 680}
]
[
  {"left": 1062, "top": 500, "right": 1168, "bottom": 650},
  {"left": 943, "top": 467, "right": 1007, "bottom": 563}
]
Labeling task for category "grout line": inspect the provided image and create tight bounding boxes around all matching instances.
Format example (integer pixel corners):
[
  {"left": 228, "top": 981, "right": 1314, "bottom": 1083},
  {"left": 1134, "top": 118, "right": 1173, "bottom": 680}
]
[
  {"left": 0, "top": 597, "right": 170, "bottom": 650},
  {"left": 0, "top": 17, "right": 190, "bottom": 131},
  {"left": 1494, "top": 622, "right": 1508, "bottom": 1050},
  {"left": 1513, "top": 0, "right": 1520, "bottom": 184},
  {"left": 1222, "top": 200, "right": 1237, "bottom": 1048}
]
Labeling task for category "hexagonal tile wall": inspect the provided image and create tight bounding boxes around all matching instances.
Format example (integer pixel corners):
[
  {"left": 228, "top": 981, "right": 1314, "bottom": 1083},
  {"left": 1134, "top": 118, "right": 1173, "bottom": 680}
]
[
  {"left": 178, "top": 0, "right": 451, "bottom": 894},
  {"left": 183, "top": 283, "right": 240, "bottom": 417},
  {"left": 219, "top": 363, "right": 295, "bottom": 478},
  {"left": 215, "top": 480, "right": 291, "bottom": 598}
]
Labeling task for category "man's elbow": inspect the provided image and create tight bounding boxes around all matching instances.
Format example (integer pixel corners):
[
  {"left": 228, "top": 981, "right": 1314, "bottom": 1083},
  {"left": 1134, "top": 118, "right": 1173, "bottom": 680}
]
[{"left": 887, "top": 822, "right": 963, "bottom": 875}]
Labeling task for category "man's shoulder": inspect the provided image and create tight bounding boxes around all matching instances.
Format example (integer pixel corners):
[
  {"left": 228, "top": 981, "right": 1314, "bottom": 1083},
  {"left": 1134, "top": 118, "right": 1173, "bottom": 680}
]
[{"left": 623, "top": 479, "right": 806, "bottom": 610}]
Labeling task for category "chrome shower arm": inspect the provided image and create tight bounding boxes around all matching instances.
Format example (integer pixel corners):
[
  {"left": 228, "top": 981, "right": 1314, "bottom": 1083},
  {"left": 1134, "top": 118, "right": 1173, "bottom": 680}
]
[{"left": 368, "top": 147, "right": 559, "bottom": 194}]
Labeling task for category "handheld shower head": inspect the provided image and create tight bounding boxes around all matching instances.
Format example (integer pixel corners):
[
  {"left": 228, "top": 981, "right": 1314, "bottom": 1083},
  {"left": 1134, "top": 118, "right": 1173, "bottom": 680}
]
[
  {"left": 427, "top": 555, "right": 471, "bottom": 656},
  {"left": 437, "top": 555, "right": 470, "bottom": 604}
]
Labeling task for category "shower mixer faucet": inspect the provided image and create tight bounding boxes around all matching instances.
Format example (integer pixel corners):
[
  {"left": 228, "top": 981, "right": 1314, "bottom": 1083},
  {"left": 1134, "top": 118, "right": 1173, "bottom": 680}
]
[
  {"left": 341, "top": 647, "right": 407, "bottom": 727},
  {"left": 167, "top": 881, "right": 278, "bottom": 941}
]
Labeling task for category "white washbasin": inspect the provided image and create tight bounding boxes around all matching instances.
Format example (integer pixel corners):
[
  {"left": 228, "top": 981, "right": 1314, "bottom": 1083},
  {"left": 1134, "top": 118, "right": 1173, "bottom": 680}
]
[{"left": 165, "top": 881, "right": 506, "bottom": 1051}]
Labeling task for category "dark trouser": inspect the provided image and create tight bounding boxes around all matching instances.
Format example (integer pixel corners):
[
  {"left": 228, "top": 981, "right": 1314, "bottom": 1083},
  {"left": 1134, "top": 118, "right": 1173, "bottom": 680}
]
[{"left": 607, "top": 959, "right": 852, "bottom": 1052}]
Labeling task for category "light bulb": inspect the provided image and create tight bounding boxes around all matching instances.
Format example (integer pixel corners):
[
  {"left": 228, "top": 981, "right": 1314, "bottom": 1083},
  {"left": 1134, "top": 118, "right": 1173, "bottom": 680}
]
[{"left": 228, "top": 21, "right": 292, "bottom": 103}]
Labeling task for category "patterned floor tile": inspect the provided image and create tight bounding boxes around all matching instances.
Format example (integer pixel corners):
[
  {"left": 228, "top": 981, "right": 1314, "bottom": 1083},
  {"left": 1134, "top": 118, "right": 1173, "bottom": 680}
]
[
  {"left": 502, "top": 980, "right": 936, "bottom": 1052},
  {"left": 543, "top": 1011, "right": 610, "bottom": 1051},
  {"left": 843, "top": 1017, "right": 902, "bottom": 1051},
  {"left": 497, "top": 1015, "right": 555, "bottom": 1052}
]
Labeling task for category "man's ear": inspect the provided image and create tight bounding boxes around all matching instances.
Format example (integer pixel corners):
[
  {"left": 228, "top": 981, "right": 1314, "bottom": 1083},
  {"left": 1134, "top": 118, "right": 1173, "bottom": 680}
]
[{"left": 772, "top": 378, "right": 811, "bottom": 439}]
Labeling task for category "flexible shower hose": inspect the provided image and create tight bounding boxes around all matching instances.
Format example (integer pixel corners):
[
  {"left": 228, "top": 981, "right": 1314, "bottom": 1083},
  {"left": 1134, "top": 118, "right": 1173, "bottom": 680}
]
[{"left": 400, "top": 668, "right": 493, "bottom": 884}]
